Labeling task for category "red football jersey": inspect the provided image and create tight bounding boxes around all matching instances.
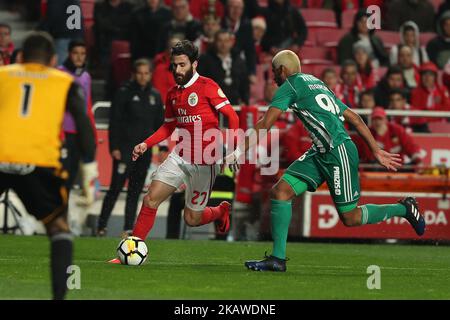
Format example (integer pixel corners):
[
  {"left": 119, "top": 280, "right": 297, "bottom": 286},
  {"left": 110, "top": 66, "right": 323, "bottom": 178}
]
[{"left": 164, "top": 73, "right": 230, "bottom": 164}]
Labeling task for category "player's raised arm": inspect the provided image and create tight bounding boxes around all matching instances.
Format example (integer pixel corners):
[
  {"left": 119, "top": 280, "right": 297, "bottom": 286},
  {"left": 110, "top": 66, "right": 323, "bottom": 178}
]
[{"left": 343, "top": 108, "right": 402, "bottom": 171}]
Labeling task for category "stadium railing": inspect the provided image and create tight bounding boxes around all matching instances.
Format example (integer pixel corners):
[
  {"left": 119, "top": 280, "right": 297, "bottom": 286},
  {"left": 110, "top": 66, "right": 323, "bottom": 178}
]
[{"left": 92, "top": 102, "right": 450, "bottom": 129}]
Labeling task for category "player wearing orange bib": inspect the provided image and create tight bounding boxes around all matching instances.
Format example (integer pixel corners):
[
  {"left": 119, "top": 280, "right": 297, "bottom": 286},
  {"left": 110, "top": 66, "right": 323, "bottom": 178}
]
[{"left": 0, "top": 32, "right": 96, "bottom": 299}]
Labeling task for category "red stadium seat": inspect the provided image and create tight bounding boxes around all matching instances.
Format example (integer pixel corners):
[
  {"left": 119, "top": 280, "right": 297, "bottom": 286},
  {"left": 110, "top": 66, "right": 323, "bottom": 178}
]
[
  {"left": 80, "top": 0, "right": 95, "bottom": 22},
  {"left": 298, "top": 47, "right": 333, "bottom": 65},
  {"left": 111, "top": 40, "right": 131, "bottom": 61},
  {"left": 428, "top": 121, "right": 450, "bottom": 133},
  {"left": 83, "top": 20, "right": 95, "bottom": 52},
  {"left": 420, "top": 32, "right": 437, "bottom": 46},
  {"left": 341, "top": 9, "right": 357, "bottom": 30},
  {"left": 301, "top": 64, "right": 315, "bottom": 75},
  {"left": 110, "top": 41, "right": 131, "bottom": 88},
  {"left": 313, "top": 65, "right": 341, "bottom": 79},
  {"left": 316, "top": 29, "right": 348, "bottom": 47},
  {"left": 301, "top": 9, "right": 338, "bottom": 29},
  {"left": 376, "top": 30, "right": 401, "bottom": 49},
  {"left": 303, "top": 30, "right": 317, "bottom": 47},
  {"left": 315, "top": 29, "right": 348, "bottom": 63}
]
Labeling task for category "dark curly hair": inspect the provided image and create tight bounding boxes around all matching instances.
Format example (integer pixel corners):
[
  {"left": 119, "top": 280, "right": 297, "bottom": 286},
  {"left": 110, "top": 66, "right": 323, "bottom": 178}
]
[{"left": 171, "top": 40, "right": 198, "bottom": 63}]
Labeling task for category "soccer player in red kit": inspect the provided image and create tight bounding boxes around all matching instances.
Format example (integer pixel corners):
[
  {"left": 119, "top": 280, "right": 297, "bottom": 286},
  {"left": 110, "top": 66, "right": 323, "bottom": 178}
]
[{"left": 109, "top": 40, "right": 239, "bottom": 262}]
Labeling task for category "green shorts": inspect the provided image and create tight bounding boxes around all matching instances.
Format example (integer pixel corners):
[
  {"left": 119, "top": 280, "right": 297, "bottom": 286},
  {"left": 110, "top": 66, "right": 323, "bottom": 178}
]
[{"left": 283, "top": 139, "right": 361, "bottom": 207}]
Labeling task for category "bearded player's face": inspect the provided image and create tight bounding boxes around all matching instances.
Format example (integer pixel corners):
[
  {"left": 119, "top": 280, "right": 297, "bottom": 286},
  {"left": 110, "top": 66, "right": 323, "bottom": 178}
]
[{"left": 172, "top": 54, "right": 197, "bottom": 86}]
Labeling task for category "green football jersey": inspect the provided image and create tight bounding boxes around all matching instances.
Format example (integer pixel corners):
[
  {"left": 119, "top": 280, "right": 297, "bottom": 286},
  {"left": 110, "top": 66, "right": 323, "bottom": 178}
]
[{"left": 270, "top": 72, "right": 351, "bottom": 153}]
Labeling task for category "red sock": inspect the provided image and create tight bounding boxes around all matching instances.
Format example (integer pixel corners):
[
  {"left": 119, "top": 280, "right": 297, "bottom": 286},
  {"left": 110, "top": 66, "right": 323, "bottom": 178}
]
[
  {"left": 200, "top": 206, "right": 223, "bottom": 225},
  {"left": 132, "top": 203, "right": 157, "bottom": 240}
]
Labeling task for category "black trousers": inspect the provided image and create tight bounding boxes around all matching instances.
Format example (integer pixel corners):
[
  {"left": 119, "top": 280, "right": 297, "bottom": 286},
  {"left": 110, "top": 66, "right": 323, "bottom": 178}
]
[{"left": 97, "top": 153, "right": 151, "bottom": 231}]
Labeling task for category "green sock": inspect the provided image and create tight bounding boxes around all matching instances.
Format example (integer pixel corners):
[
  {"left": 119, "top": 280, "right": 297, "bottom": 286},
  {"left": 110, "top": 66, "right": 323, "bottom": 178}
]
[
  {"left": 271, "top": 199, "right": 292, "bottom": 259},
  {"left": 360, "top": 204, "right": 407, "bottom": 225}
]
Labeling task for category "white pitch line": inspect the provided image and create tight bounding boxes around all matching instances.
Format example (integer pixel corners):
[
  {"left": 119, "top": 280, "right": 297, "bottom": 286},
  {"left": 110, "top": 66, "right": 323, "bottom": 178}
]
[{"left": 1, "top": 258, "right": 449, "bottom": 272}]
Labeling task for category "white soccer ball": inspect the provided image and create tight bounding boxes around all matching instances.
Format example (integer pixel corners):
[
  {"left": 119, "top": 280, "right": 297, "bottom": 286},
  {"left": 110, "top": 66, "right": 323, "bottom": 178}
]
[{"left": 117, "top": 236, "right": 148, "bottom": 266}]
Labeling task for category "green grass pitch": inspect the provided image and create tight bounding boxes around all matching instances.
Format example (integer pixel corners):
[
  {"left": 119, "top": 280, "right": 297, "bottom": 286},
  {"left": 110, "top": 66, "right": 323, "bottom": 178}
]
[{"left": 0, "top": 235, "right": 449, "bottom": 300}]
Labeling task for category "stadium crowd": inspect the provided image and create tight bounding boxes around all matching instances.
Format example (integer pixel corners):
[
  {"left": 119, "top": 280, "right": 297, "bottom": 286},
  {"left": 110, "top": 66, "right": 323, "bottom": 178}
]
[{"left": 2, "top": 2, "right": 448, "bottom": 172}]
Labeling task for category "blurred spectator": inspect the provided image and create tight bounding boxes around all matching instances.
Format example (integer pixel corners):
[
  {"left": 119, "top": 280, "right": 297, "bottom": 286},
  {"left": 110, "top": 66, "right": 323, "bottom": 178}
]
[
  {"left": 0, "top": 23, "right": 13, "bottom": 65},
  {"left": 222, "top": 0, "right": 261, "bottom": 19},
  {"left": 397, "top": 45, "right": 420, "bottom": 89},
  {"left": 334, "top": 60, "right": 363, "bottom": 109},
  {"left": 261, "top": 0, "right": 308, "bottom": 54},
  {"left": 152, "top": 35, "right": 181, "bottom": 101},
  {"left": 159, "top": 0, "right": 202, "bottom": 53},
  {"left": 443, "top": 61, "right": 450, "bottom": 93},
  {"left": 222, "top": 0, "right": 257, "bottom": 79},
  {"left": 58, "top": 40, "right": 96, "bottom": 190},
  {"left": 93, "top": 0, "right": 133, "bottom": 67},
  {"left": 279, "top": 119, "right": 311, "bottom": 168},
  {"left": 437, "top": 0, "right": 450, "bottom": 22},
  {"left": 388, "top": 88, "right": 418, "bottom": 133},
  {"left": 189, "top": 0, "right": 225, "bottom": 20},
  {"left": 385, "top": 0, "right": 435, "bottom": 32},
  {"left": 198, "top": 29, "right": 250, "bottom": 105},
  {"left": 389, "top": 21, "right": 429, "bottom": 66},
  {"left": 374, "top": 65, "right": 406, "bottom": 108},
  {"left": 410, "top": 62, "right": 450, "bottom": 127},
  {"left": 194, "top": 14, "right": 221, "bottom": 55},
  {"left": 358, "top": 89, "right": 376, "bottom": 124},
  {"left": 359, "top": 89, "right": 376, "bottom": 110},
  {"left": 354, "top": 107, "right": 424, "bottom": 167},
  {"left": 338, "top": 9, "right": 388, "bottom": 66},
  {"left": 353, "top": 41, "right": 379, "bottom": 90},
  {"left": 333, "top": 1, "right": 386, "bottom": 27},
  {"left": 427, "top": 11, "right": 450, "bottom": 69},
  {"left": 321, "top": 67, "right": 339, "bottom": 92},
  {"left": 130, "top": 0, "right": 172, "bottom": 61},
  {"left": 97, "top": 59, "right": 164, "bottom": 237},
  {"left": 251, "top": 16, "right": 266, "bottom": 64},
  {"left": 39, "top": 0, "right": 84, "bottom": 65},
  {"left": 298, "top": 0, "right": 334, "bottom": 8}
]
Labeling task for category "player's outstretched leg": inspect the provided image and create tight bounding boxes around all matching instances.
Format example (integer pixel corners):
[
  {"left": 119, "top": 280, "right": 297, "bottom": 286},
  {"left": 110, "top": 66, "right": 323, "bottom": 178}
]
[
  {"left": 341, "top": 197, "right": 425, "bottom": 236},
  {"left": 398, "top": 197, "right": 426, "bottom": 236},
  {"left": 45, "top": 213, "right": 73, "bottom": 300},
  {"left": 108, "top": 180, "right": 176, "bottom": 264},
  {"left": 245, "top": 177, "right": 304, "bottom": 272},
  {"left": 183, "top": 201, "right": 231, "bottom": 234}
]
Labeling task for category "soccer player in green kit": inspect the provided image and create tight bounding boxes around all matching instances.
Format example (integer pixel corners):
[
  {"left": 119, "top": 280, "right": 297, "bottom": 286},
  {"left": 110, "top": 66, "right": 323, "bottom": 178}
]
[{"left": 225, "top": 50, "right": 426, "bottom": 272}]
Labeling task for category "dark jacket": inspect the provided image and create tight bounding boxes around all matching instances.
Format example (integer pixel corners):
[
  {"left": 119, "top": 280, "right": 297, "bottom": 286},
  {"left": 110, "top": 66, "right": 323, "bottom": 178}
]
[
  {"left": 109, "top": 80, "right": 164, "bottom": 162},
  {"left": 39, "top": 0, "right": 84, "bottom": 39},
  {"left": 427, "top": 11, "right": 450, "bottom": 69},
  {"left": 222, "top": 17, "right": 257, "bottom": 75},
  {"left": 385, "top": 0, "right": 435, "bottom": 32},
  {"left": 338, "top": 10, "right": 388, "bottom": 66},
  {"left": 93, "top": 1, "right": 133, "bottom": 48},
  {"left": 130, "top": 4, "right": 172, "bottom": 60},
  {"left": 261, "top": 0, "right": 307, "bottom": 51},
  {"left": 198, "top": 49, "right": 250, "bottom": 105},
  {"left": 159, "top": 17, "right": 203, "bottom": 53}
]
